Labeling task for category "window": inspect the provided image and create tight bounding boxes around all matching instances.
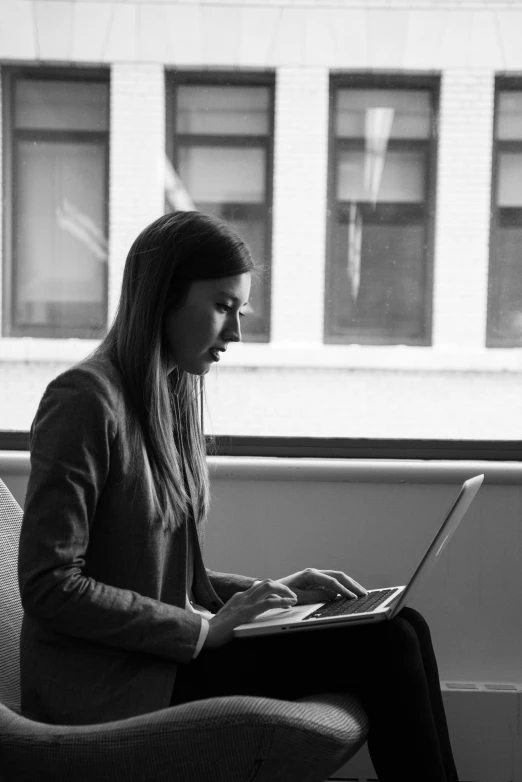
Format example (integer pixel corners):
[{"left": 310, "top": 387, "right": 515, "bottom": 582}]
[
  {"left": 3, "top": 70, "right": 109, "bottom": 338},
  {"left": 487, "top": 82, "right": 522, "bottom": 347},
  {"left": 166, "top": 73, "right": 274, "bottom": 341},
  {"left": 326, "top": 77, "right": 438, "bottom": 345}
]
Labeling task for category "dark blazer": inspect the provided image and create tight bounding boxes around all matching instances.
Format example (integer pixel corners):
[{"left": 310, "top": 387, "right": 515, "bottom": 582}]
[{"left": 18, "top": 357, "right": 256, "bottom": 725}]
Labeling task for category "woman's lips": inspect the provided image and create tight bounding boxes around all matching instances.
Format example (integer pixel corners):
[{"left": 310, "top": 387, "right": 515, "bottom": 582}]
[{"left": 209, "top": 348, "right": 221, "bottom": 361}]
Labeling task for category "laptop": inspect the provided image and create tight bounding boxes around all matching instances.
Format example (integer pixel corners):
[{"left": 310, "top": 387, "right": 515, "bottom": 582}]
[{"left": 233, "top": 474, "right": 484, "bottom": 639}]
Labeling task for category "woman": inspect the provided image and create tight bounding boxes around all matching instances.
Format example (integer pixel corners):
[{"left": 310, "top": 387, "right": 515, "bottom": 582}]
[{"left": 18, "top": 211, "right": 458, "bottom": 781}]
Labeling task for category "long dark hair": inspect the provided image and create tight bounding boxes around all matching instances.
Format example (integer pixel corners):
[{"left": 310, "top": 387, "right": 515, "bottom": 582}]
[{"left": 94, "top": 211, "right": 255, "bottom": 530}]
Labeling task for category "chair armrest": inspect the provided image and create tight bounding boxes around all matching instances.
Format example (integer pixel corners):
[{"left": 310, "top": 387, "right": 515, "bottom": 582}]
[{"left": 0, "top": 693, "right": 367, "bottom": 782}]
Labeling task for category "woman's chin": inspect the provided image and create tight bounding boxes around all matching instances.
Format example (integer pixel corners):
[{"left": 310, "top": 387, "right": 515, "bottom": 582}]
[
  {"left": 189, "top": 361, "right": 213, "bottom": 376},
  {"left": 167, "top": 356, "right": 212, "bottom": 376}
]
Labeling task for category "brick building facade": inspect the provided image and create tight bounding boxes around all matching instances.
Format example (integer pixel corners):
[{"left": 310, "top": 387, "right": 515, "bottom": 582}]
[{"left": 2, "top": 0, "right": 522, "bottom": 438}]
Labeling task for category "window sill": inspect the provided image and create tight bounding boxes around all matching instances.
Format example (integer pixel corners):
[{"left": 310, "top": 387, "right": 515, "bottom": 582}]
[
  {"left": 208, "top": 456, "right": 520, "bottom": 484},
  {"left": 0, "top": 338, "right": 99, "bottom": 363},
  {"left": 1, "top": 449, "right": 520, "bottom": 484},
  {"left": 221, "top": 343, "right": 522, "bottom": 373},
  {"left": 2, "top": 338, "right": 522, "bottom": 373}
]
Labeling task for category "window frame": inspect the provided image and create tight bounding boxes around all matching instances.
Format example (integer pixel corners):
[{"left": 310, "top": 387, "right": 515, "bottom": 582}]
[
  {"left": 325, "top": 73, "right": 439, "bottom": 346},
  {"left": 165, "top": 70, "right": 275, "bottom": 342},
  {"left": 2, "top": 428, "right": 521, "bottom": 461},
  {"left": 2, "top": 66, "right": 110, "bottom": 340},
  {"left": 486, "top": 76, "right": 522, "bottom": 348}
]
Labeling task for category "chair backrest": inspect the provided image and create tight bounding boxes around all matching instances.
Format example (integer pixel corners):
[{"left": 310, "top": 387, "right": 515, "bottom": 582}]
[{"left": 0, "top": 478, "right": 24, "bottom": 713}]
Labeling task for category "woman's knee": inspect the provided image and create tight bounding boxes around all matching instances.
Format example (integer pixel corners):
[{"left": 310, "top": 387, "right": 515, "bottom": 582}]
[
  {"left": 380, "top": 614, "right": 426, "bottom": 672},
  {"left": 398, "top": 606, "right": 433, "bottom": 644},
  {"left": 341, "top": 614, "right": 422, "bottom": 663}
]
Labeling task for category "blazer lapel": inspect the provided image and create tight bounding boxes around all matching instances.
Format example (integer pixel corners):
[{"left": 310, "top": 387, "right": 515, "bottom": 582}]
[{"left": 188, "top": 513, "right": 223, "bottom": 612}]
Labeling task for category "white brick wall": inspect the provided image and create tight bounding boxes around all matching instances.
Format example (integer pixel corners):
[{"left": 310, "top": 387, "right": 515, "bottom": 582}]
[
  {"left": 7, "top": 2, "right": 522, "bottom": 72},
  {"left": 433, "top": 69, "right": 495, "bottom": 348},
  {"left": 0, "top": 362, "right": 71, "bottom": 431},
  {"left": 0, "top": 68, "right": 3, "bottom": 336},
  {"left": 204, "top": 363, "right": 522, "bottom": 438},
  {"left": 271, "top": 67, "right": 329, "bottom": 344},
  {"left": 108, "top": 64, "right": 166, "bottom": 321}
]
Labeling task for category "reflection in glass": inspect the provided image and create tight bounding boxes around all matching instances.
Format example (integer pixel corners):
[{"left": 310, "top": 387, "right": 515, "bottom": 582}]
[
  {"left": 336, "top": 89, "right": 432, "bottom": 139},
  {"left": 332, "top": 220, "right": 425, "bottom": 340},
  {"left": 11, "top": 77, "right": 109, "bottom": 336},
  {"left": 176, "top": 85, "right": 270, "bottom": 135},
  {"left": 497, "top": 152, "right": 522, "bottom": 207},
  {"left": 329, "top": 85, "right": 433, "bottom": 344},
  {"left": 488, "top": 89, "right": 522, "bottom": 345},
  {"left": 15, "top": 80, "right": 108, "bottom": 132},
  {"left": 489, "top": 227, "right": 522, "bottom": 341},
  {"left": 177, "top": 147, "right": 265, "bottom": 203},
  {"left": 15, "top": 141, "right": 107, "bottom": 330},
  {"left": 337, "top": 150, "right": 425, "bottom": 204},
  {"left": 496, "top": 91, "right": 522, "bottom": 141},
  {"left": 164, "top": 155, "right": 196, "bottom": 212}
]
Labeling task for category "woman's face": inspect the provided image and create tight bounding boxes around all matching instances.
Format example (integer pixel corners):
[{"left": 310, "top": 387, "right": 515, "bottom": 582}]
[{"left": 164, "top": 273, "right": 251, "bottom": 375}]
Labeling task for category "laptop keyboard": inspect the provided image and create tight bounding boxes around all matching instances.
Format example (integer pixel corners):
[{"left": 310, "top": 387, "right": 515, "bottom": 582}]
[{"left": 305, "top": 589, "right": 396, "bottom": 620}]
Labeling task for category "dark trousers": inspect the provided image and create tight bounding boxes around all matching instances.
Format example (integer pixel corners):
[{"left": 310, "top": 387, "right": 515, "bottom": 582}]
[{"left": 170, "top": 607, "right": 459, "bottom": 782}]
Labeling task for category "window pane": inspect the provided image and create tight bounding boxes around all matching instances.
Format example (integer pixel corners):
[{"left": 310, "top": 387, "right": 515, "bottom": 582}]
[
  {"left": 329, "top": 86, "right": 432, "bottom": 344},
  {"left": 336, "top": 89, "right": 432, "bottom": 139},
  {"left": 488, "top": 227, "right": 522, "bottom": 343},
  {"left": 489, "top": 90, "right": 522, "bottom": 346},
  {"left": 177, "top": 146, "right": 265, "bottom": 203},
  {"left": 15, "top": 80, "right": 108, "bottom": 132},
  {"left": 176, "top": 86, "right": 270, "bottom": 135},
  {"left": 329, "top": 217, "right": 426, "bottom": 340},
  {"left": 496, "top": 91, "right": 522, "bottom": 140},
  {"left": 15, "top": 139, "right": 107, "bottom": 330},
  {"left": 337, "top": 149, "right": 425, "bottom": 203},
  {"left": 497, "top": 152, "right": 522, "bottom": 206}
]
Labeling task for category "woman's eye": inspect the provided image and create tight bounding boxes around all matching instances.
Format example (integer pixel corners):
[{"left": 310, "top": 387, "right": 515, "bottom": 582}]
[{"left": 217, "top": 304, "right": 248, "bottom": 317}]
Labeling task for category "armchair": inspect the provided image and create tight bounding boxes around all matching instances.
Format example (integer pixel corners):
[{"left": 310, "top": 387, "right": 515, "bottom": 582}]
[{"left": 0, "top": 477, "right": 368, "bottom": 781}]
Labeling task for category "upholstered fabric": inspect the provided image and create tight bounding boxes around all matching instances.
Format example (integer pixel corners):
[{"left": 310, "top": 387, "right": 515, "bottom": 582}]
[
  {"left": 0, "top": 479, "right": 24, "bottom": 714},
  {"left": 0, "top": 693, "right": 368, "bottom": 782},
  {"left": 0, "top": 476, "right": 368, "bottom": 781}
]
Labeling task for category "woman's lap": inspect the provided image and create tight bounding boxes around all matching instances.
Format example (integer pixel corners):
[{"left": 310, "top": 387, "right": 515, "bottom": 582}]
[
  {"left": 171, "top": 607, "right": 457, "bottom": 782},
  {"left": 172, "top": 607, "right": 432, "bottom": 703}
]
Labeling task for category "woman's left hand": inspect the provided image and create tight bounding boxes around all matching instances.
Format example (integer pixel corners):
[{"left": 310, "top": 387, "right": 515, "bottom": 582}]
[{"left": 278, "top": 568, "right": 368, "bottom": 604}]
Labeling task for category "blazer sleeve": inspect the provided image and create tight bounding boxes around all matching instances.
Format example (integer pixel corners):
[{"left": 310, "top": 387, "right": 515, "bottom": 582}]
[
  {"left": 205, "top": 569, "right": 259, "bottom": 603},
  {"left": 18, "top": 370, "right": 201, "bottom": 665}
]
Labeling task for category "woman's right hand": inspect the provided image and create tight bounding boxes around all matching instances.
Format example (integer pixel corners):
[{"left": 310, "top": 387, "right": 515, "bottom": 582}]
[{"left": 204, "top": 579, "right": 298, "bottom": 649}]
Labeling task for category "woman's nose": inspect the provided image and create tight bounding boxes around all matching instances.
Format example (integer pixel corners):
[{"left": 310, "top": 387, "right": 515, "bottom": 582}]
[{"left": 224, "top": 313, "right": 242, "bottom": 342}]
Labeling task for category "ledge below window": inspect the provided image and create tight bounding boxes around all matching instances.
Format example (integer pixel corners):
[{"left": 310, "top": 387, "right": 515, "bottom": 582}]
[
  {"left": 2, "top": 338, "right": 522, "bottom": 373},
  {"left": 1, "top": 449, "right": 520, "bottom": 485}
]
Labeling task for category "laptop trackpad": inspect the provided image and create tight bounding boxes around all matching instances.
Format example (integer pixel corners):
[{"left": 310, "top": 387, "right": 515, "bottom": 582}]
[{"left": 237, "top": 602, "right": 324, "bottom": 630}]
